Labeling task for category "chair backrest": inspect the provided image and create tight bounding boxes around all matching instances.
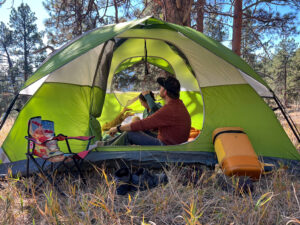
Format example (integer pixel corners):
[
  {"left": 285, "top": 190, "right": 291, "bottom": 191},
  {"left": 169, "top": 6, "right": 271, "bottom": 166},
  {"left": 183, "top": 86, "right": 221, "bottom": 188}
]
[
  {"left": 28, "top": 117, "right": 63, "bottom": 159},
  {"left": 28, "top": 116, "right": 43, "bottom": 139}
]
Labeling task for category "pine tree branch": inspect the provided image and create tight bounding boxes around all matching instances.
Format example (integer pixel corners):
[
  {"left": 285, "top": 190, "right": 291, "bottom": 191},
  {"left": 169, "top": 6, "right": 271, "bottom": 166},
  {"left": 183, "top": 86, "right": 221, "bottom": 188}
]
[
  {"left": 137, "top": 0, "right": 149, "bottom": 18},
  {"left": 248, "top": 26, "right": 271, "bottom": 60},
  {"left": 85, "top": 0, "right": 94, "bottom": 17},
  {"left": 258, "top": 72, "right": 275, "bottom": 81},
  {"left": 243, "top": 0, "right": 300, "bottom": 11},
  {"left": 95, "top": 0, "right": 109, "bottom": 24},
  {"left": 202, "top": 15, "right": 233, "bottom": 27},
  {"left": 242, "top": 0, "right": 270, "bottom": 12},
  {"left": 203, "top": 9, "right": 233, "bottom": 18},
  {"left": 33, "top": 45, "right": 55, "bottom": 54}
]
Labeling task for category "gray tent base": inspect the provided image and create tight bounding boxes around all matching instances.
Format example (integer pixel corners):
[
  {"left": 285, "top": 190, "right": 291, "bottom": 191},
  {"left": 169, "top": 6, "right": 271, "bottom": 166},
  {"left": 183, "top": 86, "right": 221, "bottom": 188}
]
[{"left": 0, "top": 151, "right": 299, "bottom": 178}]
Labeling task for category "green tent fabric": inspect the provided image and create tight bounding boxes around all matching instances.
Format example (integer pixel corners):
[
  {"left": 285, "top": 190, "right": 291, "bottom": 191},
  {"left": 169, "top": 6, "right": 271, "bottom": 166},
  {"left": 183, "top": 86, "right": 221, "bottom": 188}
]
[{"left": 0, "top": 17, "right": 299, "bottom": 172}]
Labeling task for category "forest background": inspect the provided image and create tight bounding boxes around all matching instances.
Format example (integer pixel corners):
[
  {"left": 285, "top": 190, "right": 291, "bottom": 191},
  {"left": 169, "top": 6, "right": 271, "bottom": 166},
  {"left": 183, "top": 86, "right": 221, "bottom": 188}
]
[
  {"left": 0, "top": 2, "right": 299, "bottom": 224},
  {"left": 0, "top": 0, "right": 299, "bottom": 117}
]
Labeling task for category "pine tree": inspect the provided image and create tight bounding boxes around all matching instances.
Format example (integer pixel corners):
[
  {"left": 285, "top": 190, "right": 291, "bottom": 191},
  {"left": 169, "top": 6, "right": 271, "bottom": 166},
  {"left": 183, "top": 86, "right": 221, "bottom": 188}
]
[
  {"left": 9, "top": 3, "right": 46, "bottom": 81},
  {"left": 289, "top": 48, "right": 300, "bottom": 106},
  {"left": 43, "top": 0, "right": 147, "bottom": 47},
  {"left": 192, "top": 0, "right": 299, "bottom": 56},
  {"left": 265, "top": 39, "right": 298, "bottom": 106},
  {"left": 202, "top": 3, "right": 228, "bottom": 42},
  {"left": 0, "top": 22, "right": 14, "bottom": 93},
  {"left": 153, "top": 0, "right": 193, "bottom": 26},
  {"left": 233, "top": 0, "right": 299, "bottom": 56},
  {"left": 43, "top": 0, "right": 104, "bottom": 46}
]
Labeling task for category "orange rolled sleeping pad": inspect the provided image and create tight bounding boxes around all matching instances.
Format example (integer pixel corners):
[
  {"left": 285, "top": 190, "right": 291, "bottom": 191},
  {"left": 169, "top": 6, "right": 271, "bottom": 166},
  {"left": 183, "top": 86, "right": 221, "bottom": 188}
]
[{"left": 212, "top": 127, "right": 263, "bottom": 179}]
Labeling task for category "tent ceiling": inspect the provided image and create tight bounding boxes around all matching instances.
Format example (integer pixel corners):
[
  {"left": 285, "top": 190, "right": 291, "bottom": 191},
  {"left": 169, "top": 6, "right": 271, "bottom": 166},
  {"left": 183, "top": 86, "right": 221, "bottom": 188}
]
[
  {"left": 117, "top": 29, "right": 248, "bottom": 88},
  {"left": 21, "top": 17, "right": 151, "bottom": 90},
  {"left": 106, "top": 38, "right": 200, "bottom": 93},
  {"left": 20, "top": 19, "right": 271, "bottom": 97},
  {"left": 115, "top": 57, "right": 175, "bottom": 75}
]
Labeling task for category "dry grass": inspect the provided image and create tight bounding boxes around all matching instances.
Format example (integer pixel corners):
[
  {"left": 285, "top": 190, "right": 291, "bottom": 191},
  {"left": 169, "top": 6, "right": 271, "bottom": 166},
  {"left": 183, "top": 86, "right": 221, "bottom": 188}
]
[
  {"left": 279, "top": 110, "right": 300, "bottom": 152},
  {"left": 0, "top": 166, "right": 299, "bottom": 225},
  {"left": 0, "top": 111, "right": 299, "bottom": 225}
]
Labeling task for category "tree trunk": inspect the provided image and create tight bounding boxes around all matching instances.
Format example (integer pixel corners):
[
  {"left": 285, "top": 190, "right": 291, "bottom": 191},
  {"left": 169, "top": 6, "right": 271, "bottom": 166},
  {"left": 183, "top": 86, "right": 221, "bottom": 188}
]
[
  {"left": 232, "top": 0, "right": 243, "bottom": 56},
  {"left": 283, "top": 58, "right": 287, "bottom": 106},
  {"left": 113, "top": 0, "right": 119, "bottom": 23},
  {"left": 4, "top": 46, "right": 12, "bottom": 68},
  {"left": 162, "top": 0, "right": 193, "bottom": 26},
  {"left": 196, "top": 0, "right": 205, "bottom": 32},
  {"left": 4, "top": 46, "right": 17, "bottom": 95},
  {"left": 23, "top": 20, "right": 29, "bottom": 81}
]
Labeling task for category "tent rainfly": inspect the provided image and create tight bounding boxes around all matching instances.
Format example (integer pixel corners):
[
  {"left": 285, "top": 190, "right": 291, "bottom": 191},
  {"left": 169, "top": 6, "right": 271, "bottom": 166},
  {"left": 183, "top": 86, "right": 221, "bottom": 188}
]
[{"left": 0, "top": 17, "right": 299, "bottom": 175}]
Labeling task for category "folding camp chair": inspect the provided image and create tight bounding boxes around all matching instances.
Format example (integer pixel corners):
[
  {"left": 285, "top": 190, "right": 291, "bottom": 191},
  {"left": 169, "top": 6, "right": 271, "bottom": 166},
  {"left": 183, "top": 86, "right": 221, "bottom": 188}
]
[{"left": 25, "top": 116, "right": 94, "bottom": 194}]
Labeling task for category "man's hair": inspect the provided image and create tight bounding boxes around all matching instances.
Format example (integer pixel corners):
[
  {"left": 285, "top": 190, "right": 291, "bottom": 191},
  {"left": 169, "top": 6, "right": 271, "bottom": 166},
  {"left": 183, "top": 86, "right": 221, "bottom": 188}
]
[
  {"left": 157, "top": 76, "right": 180, "bottom": 99},
  {"left": 166, "top": 90, "right": 179, "bottom": 99},
  {"left": 139, "top": 91, "right": 155, "bottom": 102}
]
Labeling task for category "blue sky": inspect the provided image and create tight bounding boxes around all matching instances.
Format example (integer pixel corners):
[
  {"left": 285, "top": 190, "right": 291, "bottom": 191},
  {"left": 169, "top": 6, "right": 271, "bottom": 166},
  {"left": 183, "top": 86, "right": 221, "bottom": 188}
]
[
  {"left": 0, "top": 0, "right": 299, "bottom": 45},
  {"left": 0, "top": 0, "right": 48, "bottom": 31}
]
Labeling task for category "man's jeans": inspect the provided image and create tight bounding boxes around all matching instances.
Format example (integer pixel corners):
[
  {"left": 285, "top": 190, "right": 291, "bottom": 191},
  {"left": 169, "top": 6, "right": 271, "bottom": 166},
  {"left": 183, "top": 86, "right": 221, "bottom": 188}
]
[
  {"left": 125, "top": 131, "right": 164, "bottom": 146},
  {"left": 109, "top": 131, "right": 164, "bottom": 146}
]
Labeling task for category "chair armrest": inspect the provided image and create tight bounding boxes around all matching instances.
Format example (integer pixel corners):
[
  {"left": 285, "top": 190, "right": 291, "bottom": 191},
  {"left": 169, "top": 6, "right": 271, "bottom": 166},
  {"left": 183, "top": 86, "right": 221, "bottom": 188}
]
[
  {"left": 55, "top": 134, "right": 95, "bottom": 153},
  {"left": 66, "top": 136, "right": 95, "bottom": 141},
  {"left": 25, "top": 136, "right": 40, "bottom": 144},
  {"left": 53, "top": 134, "right": 68, "bottom": 141},
  {"left": 53, "top": 134, "right": 94, "bottom": 142}
]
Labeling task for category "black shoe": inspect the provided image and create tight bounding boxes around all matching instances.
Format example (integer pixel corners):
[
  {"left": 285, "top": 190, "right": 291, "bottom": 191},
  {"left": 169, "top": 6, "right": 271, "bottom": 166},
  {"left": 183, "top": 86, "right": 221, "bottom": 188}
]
[
  {"left": 114, "top": 167, "right": 137, "bottom": 195},
  {"left": 131, "top": 168, "right": 168, "bottom": 191}
]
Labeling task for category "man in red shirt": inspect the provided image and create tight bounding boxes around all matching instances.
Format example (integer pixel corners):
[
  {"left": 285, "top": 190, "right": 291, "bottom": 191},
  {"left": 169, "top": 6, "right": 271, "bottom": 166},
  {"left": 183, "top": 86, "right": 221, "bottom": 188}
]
[{"left": 108, "top": 76, "right": 191, "bottom": 145}]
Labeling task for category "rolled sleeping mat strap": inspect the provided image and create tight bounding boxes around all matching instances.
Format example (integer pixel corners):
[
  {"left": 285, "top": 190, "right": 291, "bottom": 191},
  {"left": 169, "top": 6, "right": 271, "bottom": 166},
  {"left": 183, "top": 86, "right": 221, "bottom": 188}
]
[{"left": 213, "top": 130, "right": 246, "bottom": 145}]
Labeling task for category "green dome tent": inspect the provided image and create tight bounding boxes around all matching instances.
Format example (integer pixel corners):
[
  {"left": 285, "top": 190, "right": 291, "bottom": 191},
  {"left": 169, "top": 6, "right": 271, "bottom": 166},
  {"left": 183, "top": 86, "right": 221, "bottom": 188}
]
[{"left": 0, "top": 17, "right": 299, "bottom": 174}]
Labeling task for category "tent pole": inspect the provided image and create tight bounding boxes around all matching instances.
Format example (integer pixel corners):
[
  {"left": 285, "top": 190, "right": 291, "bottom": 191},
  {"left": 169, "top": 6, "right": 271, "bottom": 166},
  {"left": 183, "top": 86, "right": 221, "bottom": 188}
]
[
  {"left": 0, "top": 94, "right": 19, "bottom": 131},
  {"left": 144, "top": 39, "right": 149, "bottom": 75},
  {"left": 272, "top": 93, "right": 300, "bottom": 143}
]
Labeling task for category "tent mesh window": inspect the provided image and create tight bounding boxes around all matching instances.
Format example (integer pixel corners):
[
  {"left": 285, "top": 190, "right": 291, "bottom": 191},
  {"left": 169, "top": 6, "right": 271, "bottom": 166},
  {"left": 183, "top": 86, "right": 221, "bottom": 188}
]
[{"left": 111, "top": 59, "right": 174, "bottom": 93}]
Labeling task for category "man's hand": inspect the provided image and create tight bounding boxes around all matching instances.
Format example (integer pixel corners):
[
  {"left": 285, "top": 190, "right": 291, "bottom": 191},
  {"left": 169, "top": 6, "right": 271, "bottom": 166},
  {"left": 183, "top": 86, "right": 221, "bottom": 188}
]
[
  {"left": 108, "top": 123, "right": 132, "bottom": 136},
  {"left": 108, "top": 127, "right": 118, "bottom": 136},
  {"left": 142, "top": 90, "right": 150, "bottom": 96}
]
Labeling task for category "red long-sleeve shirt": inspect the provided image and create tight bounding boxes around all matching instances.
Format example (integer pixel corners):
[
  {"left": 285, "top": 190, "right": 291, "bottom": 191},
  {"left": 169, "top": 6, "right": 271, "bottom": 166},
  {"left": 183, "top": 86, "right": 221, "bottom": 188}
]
[{"left": 130, "top": 98, "right": 191, "bottom": 145}]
